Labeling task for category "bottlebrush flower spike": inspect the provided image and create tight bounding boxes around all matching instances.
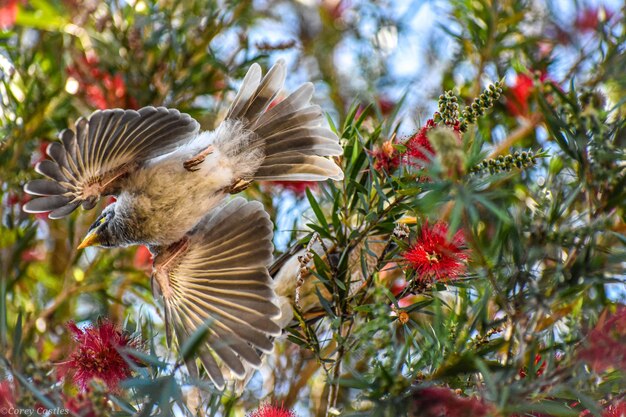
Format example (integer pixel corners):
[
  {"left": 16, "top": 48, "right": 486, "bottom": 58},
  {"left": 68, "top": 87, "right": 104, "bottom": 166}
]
[
  {"left": 61, "top": 320, "right": 141, "bottom": 391},
  {"left": 405, "top": 119, "right": 437, "bottom": 163},
  {"left": 248, "top": 403, "right": 298, "bottom": 417},
  {"left": 402, "top": 222, "right": 468, "bottom": 282}
]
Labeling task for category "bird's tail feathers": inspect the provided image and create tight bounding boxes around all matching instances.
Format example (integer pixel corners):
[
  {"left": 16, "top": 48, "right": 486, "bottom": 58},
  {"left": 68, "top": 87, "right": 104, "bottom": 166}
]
[{"left": 223, "top": 60, "right": 344, "bottom": 182}]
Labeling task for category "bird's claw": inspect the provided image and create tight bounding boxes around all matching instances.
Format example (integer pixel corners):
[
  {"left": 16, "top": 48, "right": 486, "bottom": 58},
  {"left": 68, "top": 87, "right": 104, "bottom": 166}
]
[
  {"left": 183, "top": 145, "right": 214, "bottom": 172},
  {"left": 226, "top": 178, "right": 252, "bottom": 194}
]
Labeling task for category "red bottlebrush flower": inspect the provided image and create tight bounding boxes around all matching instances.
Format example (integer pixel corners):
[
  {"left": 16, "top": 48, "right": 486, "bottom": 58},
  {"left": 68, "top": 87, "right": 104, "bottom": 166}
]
[
  {"left": 519, "top": 354, "right": 546, "bottom": 378},
  {"left": 61, "top": 320, "right": 140, "bottom": 391},
  {"left": 67, "top": 55, "right": 138, "bottom": 110},
  {"left": 402, "top": 222, "right": 468, "bottom": 282},
  {"left": 0, "top": 380, "right": 15, "bottom": 408},
  {"left": 405, "top": 119, "right": 437, "bottom": 163},
  {"left": 268, "top": 181, "right": 317, "bottom": 196},
  {"left": 603, "top": 401, "right": 626, "bottom": 417},
  {"left": 574, "top": 7, "right": 613, "bottom": 34},
  {"left": 578, "top": 305, "right": 626, "bottom": 373},
  {"left": 411, "top": 387, "right": 491, "bottom": 417},
  {"left": 133, "top": 245, "right": 153, "bottom": 272},
  {"left": 248, "top": 404, "right": 298, "bottom": 417},
  {"left": 0, "top": 0, "right": 18, "bottom": 30},
  {"left": 505, "top": 74, "right": 534, "bottom": 117},
  {"left": 373, "top": 139, "right": 400, "bottom": 172},
  {"left": 404, "top": 119, "right": 462, "bottom": 166},
  {"left": 377, "top": 97, "right": 395, "bottom": 116},
  {"left": 64, "top": 390, "right": 99, "bottom": 417},
  {"left": 505, "top": 72, "right": 551, "bottom": 118}
]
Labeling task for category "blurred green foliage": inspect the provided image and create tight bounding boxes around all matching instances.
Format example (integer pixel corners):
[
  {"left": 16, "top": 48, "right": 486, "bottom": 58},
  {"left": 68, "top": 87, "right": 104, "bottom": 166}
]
[{"left": 0, "top": 0, "right": 625, "bottom": 416}]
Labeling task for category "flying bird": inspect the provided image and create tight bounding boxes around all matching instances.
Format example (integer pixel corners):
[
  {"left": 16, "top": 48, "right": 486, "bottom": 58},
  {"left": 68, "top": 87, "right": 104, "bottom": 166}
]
[{"left": 22, "top": 60, "right": 344, "bottom": 388}]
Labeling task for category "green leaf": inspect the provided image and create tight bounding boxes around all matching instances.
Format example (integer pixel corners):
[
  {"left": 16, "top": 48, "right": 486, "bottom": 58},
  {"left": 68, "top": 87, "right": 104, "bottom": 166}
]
[{"left": 306, "top": 188, "right": 330, "bottom": 230}]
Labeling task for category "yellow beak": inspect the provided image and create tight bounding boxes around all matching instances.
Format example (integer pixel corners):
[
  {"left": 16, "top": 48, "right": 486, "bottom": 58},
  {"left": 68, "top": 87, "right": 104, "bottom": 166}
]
[{"left": 77, "top": 229, "right": 100, "bottom": 250}]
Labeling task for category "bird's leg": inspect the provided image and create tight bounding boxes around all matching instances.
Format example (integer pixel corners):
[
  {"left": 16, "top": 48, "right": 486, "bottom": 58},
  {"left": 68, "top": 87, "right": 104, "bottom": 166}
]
[{"left": 183, "top": 145, "right": 214, "bottom": 172}]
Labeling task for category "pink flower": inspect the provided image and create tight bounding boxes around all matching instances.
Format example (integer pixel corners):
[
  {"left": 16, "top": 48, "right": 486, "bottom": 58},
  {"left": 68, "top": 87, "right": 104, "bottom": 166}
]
[
  {"left": 61, "top": 320, "right": 141, "bottom": 391},
  {"left": 578, "top": 305, "right": 626, "bottom": 373},
  {"left": 248, "top": 403, "right": 298, "bottom": 417},
  {"left": 411, "top": 387, "right": 491, "bottom": 417},
  {"left": 402, "top": 222, "right": 468, "bottom": 282}
]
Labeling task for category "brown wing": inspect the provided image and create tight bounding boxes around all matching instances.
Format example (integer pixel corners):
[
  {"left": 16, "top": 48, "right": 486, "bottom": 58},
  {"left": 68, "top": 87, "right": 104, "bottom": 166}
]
[
  {"left": 23, "top": 107, "right": 199, "bottom": 219},
  {"left": 151, "top": 198, "right": 280, "bottom": 389}
]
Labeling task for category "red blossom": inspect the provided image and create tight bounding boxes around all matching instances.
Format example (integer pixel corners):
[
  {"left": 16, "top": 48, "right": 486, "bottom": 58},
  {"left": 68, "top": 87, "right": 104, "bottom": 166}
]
[
  {"left": 411, "top": 387, "right": 491, "bottom": 417},
  {"left": 64, "top": 390, "right": 99, "bottom": 417},
  {"left": 505, "top": 74, "right": 534, "bottom": 117},
  {"left": 373, "top": 139, "right": 400, "bottom": 172},
  {"left": 0, "top": 0, "right": 18, "bottom": 30},
  {"left": 603, "top": 401, "right": 626, "bottom": 417},
  {"left": 0, "top": 380, "right": 15, "bottom": 408},
  {"left": 574, "top": 7, "right": 613, "bottom": 33},
  {"left": 404, "top": 119, "right": 462, "bottom": 167},
  {"left": 268, "top": 181, "right": 317, "bottom": 196},
  {"left": 248, "top": 403, "right": 298, "bottom": 417},
  {"left": 405, "top": 119, "right": 437, "bottom": 163},
  {"left": 133, "top": 245, "right": 153, "bottom": 271},
  {"left": 402, "top": 222, "right": 468, "bottom": 282},
  {"left": 377, "top": 97, "right": 395, "bottom": 116},
  {"left": 505, "top": 72, "right": 550, "bottom": 118},
  {"left": 60, "top": 320, "right": 140, "bottom": 391},
  {"left": 67, "top": 56, "right": 138, "bottom": 110},
  {"left": 519, "top": 354, "right": 546, "bottom": 378},
  {"left": 577, "top": 305, "right": 626, "bottom": 373}
]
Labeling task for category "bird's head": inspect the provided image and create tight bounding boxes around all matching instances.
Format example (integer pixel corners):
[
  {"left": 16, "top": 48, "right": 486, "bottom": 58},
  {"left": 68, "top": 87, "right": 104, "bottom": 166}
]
[{"left": 78, "top": 204, "right": 122, "bottom": 249}]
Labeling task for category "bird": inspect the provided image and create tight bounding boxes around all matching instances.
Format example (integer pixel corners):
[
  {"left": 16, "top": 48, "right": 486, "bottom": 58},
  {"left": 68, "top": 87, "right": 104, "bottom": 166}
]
[{"left": 22, "top": 60, "right": 344, "bottom": 389}]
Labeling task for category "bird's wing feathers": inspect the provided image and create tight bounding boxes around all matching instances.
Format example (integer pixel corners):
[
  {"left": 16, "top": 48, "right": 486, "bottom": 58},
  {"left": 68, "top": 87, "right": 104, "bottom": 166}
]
[
  {"left": 152, "top": 198, "right": 280, "bottom": 389},
  {"left": 23, "top": 107, "right": 199, "bottom": 219}
]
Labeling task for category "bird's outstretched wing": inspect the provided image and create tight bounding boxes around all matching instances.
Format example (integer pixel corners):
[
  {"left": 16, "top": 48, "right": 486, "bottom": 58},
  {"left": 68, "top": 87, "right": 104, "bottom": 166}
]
[
  {"left": 23, "top": 107, "right": 199, "bottom": 219},
  {"left": 151, "top": 198, "right": 280, "bottom": 389}
]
